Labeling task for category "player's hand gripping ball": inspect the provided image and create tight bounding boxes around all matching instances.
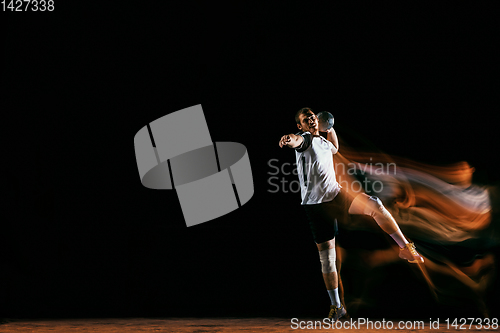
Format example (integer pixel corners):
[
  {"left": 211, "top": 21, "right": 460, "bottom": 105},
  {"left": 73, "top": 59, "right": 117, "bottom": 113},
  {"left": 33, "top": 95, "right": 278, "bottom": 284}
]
[{"left": 317, "top": 111, "right": 334, "bottom": 132}]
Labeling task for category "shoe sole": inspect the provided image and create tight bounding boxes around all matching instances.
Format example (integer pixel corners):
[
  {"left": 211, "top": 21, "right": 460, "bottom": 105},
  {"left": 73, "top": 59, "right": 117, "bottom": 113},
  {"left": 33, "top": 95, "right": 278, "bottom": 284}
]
[
  {"left": 400, "top": 254, "right": 424, "bottom": 264},
  {"left": 405, "top": 258, "right": 424, "bottom": 263}
]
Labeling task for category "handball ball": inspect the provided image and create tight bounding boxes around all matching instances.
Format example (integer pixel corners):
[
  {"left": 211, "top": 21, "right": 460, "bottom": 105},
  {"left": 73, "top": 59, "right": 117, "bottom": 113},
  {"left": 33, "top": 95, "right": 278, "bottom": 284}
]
[{"left": 317, "top": 111, "right": 334, "bottom": 131}]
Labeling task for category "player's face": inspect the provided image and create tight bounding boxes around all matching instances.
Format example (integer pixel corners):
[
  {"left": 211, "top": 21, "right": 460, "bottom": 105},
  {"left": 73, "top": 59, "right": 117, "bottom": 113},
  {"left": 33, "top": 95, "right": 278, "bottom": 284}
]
[{"left": 298, "top": 111, "right": 319, "bottom": 134}]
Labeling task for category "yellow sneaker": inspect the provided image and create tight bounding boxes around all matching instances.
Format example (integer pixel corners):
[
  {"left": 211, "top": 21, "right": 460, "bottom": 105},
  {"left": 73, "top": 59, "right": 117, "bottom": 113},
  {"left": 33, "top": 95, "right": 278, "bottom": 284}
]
[
  {"left": 399, "top": 242, "right": 424, "bottom": 263},
  {"left": 328, "top": 304, "right": 347, "bottom": 321}
]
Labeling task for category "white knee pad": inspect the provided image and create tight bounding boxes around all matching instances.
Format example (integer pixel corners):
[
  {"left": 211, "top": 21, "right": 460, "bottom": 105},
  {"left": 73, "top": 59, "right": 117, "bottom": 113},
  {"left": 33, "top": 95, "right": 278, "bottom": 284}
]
[
  {"left": 363, "top": 196, "right": 391, "bottom": 218},
  {"left": 319, "top": 248, "right": 337, "bottom": 274},
  {"left": 363, "top": 195, "right": 399, "bottom": 234}
]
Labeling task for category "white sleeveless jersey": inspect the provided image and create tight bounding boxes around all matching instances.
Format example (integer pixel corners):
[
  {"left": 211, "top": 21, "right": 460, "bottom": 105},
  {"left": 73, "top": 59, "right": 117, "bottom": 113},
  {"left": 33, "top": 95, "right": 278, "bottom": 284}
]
[{"left": 295, "top": 131, "right": 340, "bottom": 205}]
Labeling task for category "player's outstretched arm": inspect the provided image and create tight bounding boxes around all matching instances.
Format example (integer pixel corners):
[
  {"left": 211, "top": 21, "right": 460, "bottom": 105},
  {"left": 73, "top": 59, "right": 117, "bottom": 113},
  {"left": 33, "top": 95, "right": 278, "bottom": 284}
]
[{"left": 279, "top": 134, "right": 303, "bottom": 148}]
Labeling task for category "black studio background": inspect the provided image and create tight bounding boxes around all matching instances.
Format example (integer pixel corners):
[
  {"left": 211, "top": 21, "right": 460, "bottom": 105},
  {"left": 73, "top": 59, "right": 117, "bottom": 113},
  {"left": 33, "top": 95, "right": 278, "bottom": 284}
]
[{"left": 4, "top": 1, "right": 500, "bottom": 320}]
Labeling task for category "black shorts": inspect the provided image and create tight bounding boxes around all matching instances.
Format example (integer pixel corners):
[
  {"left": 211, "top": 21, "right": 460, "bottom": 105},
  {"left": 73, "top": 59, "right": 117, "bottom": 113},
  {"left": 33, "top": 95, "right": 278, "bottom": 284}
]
[{"left": 303, "top": 189, "right": 353, "bottom": 244}]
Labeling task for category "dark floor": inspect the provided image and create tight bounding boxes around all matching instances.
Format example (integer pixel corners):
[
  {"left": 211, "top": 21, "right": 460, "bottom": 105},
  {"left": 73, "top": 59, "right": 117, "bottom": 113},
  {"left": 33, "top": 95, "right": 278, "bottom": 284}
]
[{"left": 1, "top": 317, "right": 495, "bottom": 332}]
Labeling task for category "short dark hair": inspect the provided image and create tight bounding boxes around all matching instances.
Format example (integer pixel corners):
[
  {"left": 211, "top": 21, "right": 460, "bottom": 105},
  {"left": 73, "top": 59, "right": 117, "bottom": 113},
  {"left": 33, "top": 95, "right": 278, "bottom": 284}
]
[{"left": 295, "top": 107, "right": 314, "bottom": 124}]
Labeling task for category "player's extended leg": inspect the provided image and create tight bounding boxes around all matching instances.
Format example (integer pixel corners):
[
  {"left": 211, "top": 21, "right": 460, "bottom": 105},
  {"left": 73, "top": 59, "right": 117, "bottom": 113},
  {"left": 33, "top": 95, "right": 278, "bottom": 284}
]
[
  {"left": 317, "top": 238, "right": 347, "bottom": 321},
  {"left": 348, "top": 193, "right": 424, "bottom": 263}
]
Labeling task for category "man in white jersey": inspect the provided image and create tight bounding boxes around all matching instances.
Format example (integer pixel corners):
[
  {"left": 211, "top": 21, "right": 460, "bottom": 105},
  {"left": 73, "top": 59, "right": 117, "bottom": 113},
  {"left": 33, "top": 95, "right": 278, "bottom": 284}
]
[{"left": 279, "top": 107, "right": 424, "bottom": 321}]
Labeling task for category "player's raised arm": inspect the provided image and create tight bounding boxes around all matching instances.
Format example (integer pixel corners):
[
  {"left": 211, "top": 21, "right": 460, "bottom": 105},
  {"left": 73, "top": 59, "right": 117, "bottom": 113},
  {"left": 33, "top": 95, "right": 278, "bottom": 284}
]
[
  {"left": 326, "top": 127, "right": 339, "bottom": 154},
  {"left": 279, "top": 133, "right": 304, "bottom": 148}
]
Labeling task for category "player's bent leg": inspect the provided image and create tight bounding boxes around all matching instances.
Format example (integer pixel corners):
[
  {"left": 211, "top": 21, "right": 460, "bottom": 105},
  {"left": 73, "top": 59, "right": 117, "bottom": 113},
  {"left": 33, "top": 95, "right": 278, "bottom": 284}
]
[
  {"left": 348, "top": 193, "right": 399, "bottom": 234},
  {"left": 348, "top": 193, "right": 424, "bottom": 264}
]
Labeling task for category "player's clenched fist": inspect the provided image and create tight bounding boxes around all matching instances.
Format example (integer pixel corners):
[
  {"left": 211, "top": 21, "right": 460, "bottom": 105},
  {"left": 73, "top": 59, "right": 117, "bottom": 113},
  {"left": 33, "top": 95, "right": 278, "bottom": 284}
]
[
  {"left": 279, "top": 133, "right": 303, "bottom": 148},
  {"left": 279, "top": 135, "right": 292, "bottom": 148}
]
